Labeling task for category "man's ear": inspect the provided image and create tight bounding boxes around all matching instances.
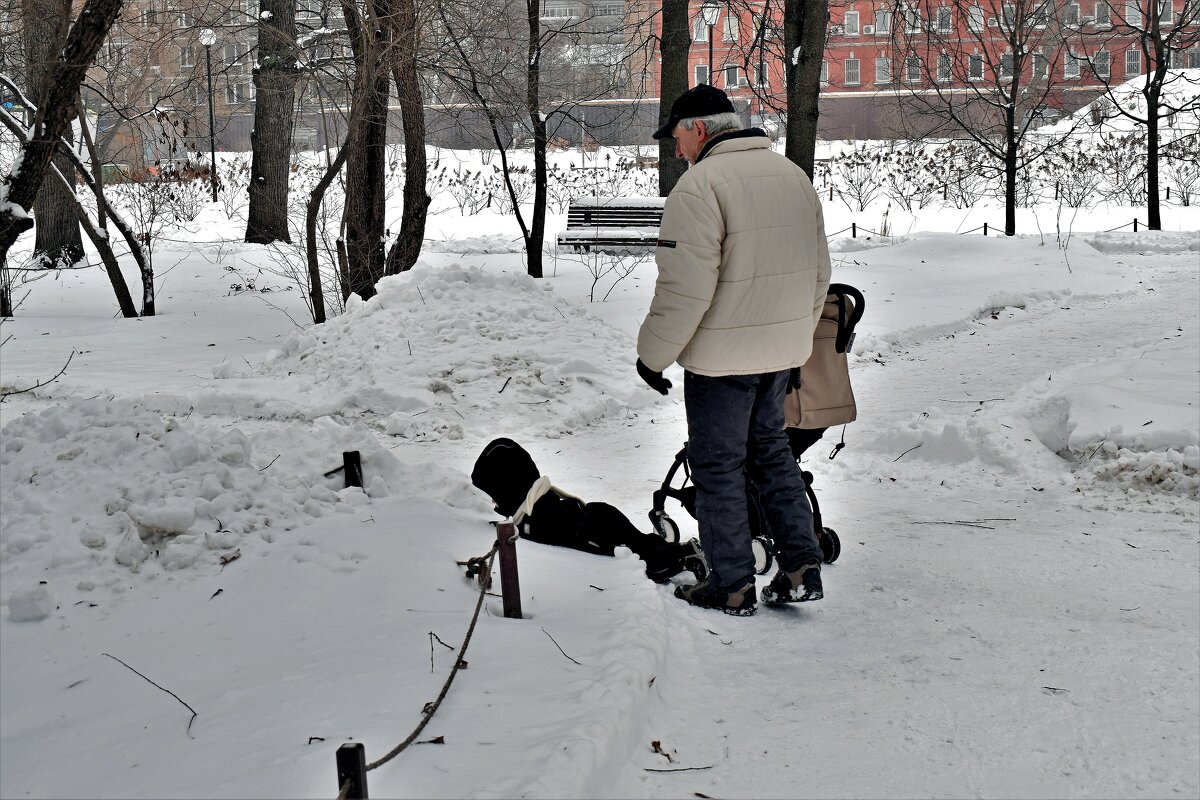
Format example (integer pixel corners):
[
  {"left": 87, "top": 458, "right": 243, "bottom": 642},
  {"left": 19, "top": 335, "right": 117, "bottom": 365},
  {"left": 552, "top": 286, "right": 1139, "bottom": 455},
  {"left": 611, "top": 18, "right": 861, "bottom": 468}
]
[{"left": 694, "top": 120, "right": 707, "bottom": 140}]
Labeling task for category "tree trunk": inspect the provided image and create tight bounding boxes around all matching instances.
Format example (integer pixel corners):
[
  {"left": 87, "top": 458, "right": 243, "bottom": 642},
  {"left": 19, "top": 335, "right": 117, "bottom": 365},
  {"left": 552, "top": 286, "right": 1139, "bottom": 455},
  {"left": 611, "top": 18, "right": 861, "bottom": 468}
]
[
  {"left": 305, "top": 136, "right": 352, "bottom": 324},
  {"left": 784, "top": 0, "right": 827, "bottom": 179},
  {"left": 1146, "top": 94, "right": 1160, "bottom": 230},
  {"left": 246, "top": 0, "right": 300, "bottom": 244},
  {"left": 525, "top": 0, "right": 546, "bottom": 279},
  {"left": 383, "top": 0, "right": 429, "bottom": 275},
  {"left": 1004, "top": 105, "right": 1017, "bottom": 236},
  {"left": 0, "top": 0, "right": 123, "bottom": 265},
  {"left": 23, "top": 0, "right": 83, "bottom": 267},
  {"left": 341, "top": 0, "right": 389, "bottom": 300},
  {"left": 657, "top": 0, "right": 689, "bottom": 196}
]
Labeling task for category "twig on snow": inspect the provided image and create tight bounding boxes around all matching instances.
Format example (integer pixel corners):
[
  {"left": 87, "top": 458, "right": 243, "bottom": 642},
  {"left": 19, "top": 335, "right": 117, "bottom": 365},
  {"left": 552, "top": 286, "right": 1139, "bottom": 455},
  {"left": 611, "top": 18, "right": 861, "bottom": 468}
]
[
  {"left": 102, "top": 652, "right": 198, "bottom": 737},
  {"left": 542, "top": 627, "right": 582, "bottom": 665}
]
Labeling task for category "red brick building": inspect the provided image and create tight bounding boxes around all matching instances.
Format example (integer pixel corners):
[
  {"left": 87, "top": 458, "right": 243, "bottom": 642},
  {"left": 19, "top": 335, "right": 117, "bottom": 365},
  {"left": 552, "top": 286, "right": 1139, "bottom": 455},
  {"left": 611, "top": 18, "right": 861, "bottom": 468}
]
[{"left": 658, "top": 1, "right": 1199, "bottom": 139}]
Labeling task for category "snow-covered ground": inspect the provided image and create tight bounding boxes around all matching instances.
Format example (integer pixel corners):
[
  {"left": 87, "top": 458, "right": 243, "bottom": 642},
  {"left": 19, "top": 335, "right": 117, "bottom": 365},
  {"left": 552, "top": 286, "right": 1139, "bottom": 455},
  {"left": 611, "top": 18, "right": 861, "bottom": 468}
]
[{"left": 1, "top": 141, "right": 1198, "bottom": 797}]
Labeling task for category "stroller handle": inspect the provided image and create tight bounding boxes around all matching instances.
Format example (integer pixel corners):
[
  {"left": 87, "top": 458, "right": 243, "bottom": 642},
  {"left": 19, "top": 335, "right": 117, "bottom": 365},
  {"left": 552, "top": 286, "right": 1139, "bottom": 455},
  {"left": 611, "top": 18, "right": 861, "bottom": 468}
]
[{"left": 827, "top": 283, "right": 865, "bottom": 354}]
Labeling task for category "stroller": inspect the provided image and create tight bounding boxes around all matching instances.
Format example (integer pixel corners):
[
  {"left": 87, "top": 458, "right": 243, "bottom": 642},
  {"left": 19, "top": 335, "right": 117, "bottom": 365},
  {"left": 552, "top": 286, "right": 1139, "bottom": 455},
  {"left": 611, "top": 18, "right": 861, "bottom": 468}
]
[{"left": 647, "top": 283, "right": 865, "bottom": 575}]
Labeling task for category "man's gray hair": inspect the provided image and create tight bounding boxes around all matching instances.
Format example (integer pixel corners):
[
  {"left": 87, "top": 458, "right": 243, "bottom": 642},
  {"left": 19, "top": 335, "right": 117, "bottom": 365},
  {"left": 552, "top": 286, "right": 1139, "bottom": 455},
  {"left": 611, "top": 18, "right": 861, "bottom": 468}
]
[{"left": 678, "top": 111, "right": 743, "bottom": 137}]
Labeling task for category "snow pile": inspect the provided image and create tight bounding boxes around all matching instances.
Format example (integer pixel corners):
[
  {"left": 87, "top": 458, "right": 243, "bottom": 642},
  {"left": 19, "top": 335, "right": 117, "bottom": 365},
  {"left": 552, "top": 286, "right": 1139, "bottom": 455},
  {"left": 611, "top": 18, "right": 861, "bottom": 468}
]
[
  {"left": 248, "top": 263, "right": 644, "bottom": 440},
  {"left": 837, "top": 232, "right": 1131, "bottom": 360},
  {"left": 0, "top": 397, "right": 485, "bottom": 591},
  {"left": 1046, "top": 68, "right": 1200, "bottom": 137}
]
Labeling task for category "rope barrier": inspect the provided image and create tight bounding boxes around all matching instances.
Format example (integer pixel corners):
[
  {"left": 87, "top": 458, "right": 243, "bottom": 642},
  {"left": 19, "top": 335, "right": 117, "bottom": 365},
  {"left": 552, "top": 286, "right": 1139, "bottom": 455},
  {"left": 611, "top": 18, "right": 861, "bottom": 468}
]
[{"left": 359, "top": 543, "right": 498, "bottom": 774}]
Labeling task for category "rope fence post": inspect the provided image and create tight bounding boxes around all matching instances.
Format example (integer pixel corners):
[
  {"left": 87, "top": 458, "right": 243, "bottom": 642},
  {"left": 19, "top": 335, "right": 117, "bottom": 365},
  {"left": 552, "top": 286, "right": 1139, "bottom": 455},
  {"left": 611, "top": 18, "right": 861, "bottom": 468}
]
[
  {"left": 496, "top": 522, "right": 523, "bottom": 619},
  {"left": 1133, "top": 218, "right": 1139, "bottom": 232},
  {"left": 983, "top": 222, "right": 988, "bottom": 236},
  {"left": 851, "top": 222, "right": 857, "bottom": 238},
  {"left": 336, "top": 743, "right": 368, "bottom": 799},
  {"left": 343, "top": 451, "right": 363, "bottom": 489}
]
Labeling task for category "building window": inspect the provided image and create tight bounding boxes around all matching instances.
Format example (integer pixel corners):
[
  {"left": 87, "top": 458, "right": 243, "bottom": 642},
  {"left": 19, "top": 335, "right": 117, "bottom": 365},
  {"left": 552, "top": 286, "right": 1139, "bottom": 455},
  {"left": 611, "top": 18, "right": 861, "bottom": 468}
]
[
  {"left": 724, "top": 64, "right": 744, "bottom": 87},
  {"left": 1188, "top": 48, "right": 1200, "bottom": 69},
  {"left": 1065, "top": 52, "right": 1081, "bottom": 78},
  {"left": 1030, "top": 4, "right": 1049, "bottom": 26},
  {"left": 1125, "top": 0, "right": 1142, "bottom": 27},
  {"left": 225, "top": 83, "right": 245, "bottom": 105},
  {"left": 875, "top": 55, "right": 891, "bottom": 83},
  {"left": 178, "top": 10, "right": 192, "bottom": 27},
  {"left": 723, "top": 14, "right": 738, "bottom": 42},
  {"left": 844, "top": 57, "right": 860, "bottom": 84},
  {"left": 969, "top": 53, "right": 984, "bottom": 79},
  {"left": 936, "top": 5, "right": 952, "bottom": 31},
  {"left": 1093, "top": 49, "right": 1111, "bottom": 76},
  {"left": 141, "top": 2, "right": 157, "bottom": 27},
  {"left": 1169, "top": 46, "right": 1185, "bottom": 67},
  {"left": 904, "top": 7, "right": 921, "bottom": 31},
  {"left": 1094, "top": 1, "right": 1111, "bottom": 26},
  {"left": 1158, "top": 0, "right": 1174, "bottom": 23},
  {"left": 1125, "top": 47, "right": 1141, "bottom": 74},
  {"left": 820, "top": 59, "right": 829, "bottom": 83},
  {"left": 754, "top": 59, "right": 769, "bottom": 86},
  {"left": 906, "top": 53, "right": 921, "bottom": 82},
  {"left": 592, "top": 2, "right": 622, "bottom": 17},
  {"left": 695, "top": 64, "right": 709, "bottom": 86},
  {"left": 180, "top": 44, "right": 196, "bottom": 68},
  {"left": 844, "top": 9, "right": 860, "bottom": 35},
  {"left": 692, "top": 17, "right": 710, "bottom": 41},
  {"left": 1065, "top": 2, "right": 1081, "bottom": 24},
  {"left": 937, "top": 53, "right": 952, "bottom": 81},
  {"left": 968, "top": 4, "right": 984, "bottom": 31},
  {"left": 1033, "top": 51, "right": 1048, "bottom": 77},
  {"left": 223, "top": 43, "right": 240, "bottom": 67},
  {"left": 874, "top": 8, "right": 891, "bottom": 33},
  {"left": 1000, "top": 52, "right": 1014, "bottom": 77}
]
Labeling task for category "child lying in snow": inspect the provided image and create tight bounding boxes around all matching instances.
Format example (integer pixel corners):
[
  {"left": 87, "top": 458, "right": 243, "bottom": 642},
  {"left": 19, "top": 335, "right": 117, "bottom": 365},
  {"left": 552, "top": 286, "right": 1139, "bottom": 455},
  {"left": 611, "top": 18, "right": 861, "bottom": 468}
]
[{"left": 471, "top": 437, "right": 708, "bottom": 583}]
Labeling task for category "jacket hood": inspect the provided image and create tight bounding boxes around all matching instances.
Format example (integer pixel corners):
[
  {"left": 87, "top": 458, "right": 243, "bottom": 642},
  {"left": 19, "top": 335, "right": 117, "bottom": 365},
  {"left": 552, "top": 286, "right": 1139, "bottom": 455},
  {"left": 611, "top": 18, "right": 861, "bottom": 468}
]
[{"left": 471, "top": 438, "right": 541, "bottom": 517}]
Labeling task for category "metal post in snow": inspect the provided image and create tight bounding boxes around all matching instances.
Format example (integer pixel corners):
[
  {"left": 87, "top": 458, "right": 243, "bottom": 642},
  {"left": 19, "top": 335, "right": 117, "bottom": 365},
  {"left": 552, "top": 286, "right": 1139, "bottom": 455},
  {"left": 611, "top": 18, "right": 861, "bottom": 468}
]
[
  {"left": 335, "top": 743, "right": 368, "bottom": 799},
  {"left": 851, "top": 222, "right": 856, "bottom": 238},
  {"left": 343, "top": 451, "right": 363, "bottom": 488},
  {"left": 983, "top": 222, "right": 988, "bottom": 236},
  {"left": 1133, "top": 218, "right": 1138, "bottom": 232},
  {"left": 496, "top": 522, "right": 523, "bottom": 619}
]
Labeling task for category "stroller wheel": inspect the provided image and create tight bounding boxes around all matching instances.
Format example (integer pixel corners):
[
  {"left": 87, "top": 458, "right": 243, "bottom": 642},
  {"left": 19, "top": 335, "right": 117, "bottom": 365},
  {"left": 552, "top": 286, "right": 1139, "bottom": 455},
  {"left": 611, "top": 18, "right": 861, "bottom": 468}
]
[
  {"left": 818, "top": 527, "right": 841, "bottom": 564},
  {"left": 649, "top": 511, "right": 680, "bottom": 543},
  {"left": 752, "top": 536, "right": 774, "bottom": 575}
]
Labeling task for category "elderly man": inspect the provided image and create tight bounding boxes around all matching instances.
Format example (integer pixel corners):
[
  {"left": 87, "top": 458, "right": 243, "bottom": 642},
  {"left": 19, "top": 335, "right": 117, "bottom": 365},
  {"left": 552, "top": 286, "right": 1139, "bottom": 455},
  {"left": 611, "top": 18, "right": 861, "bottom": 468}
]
[{"left": 636, "top": 84, "right": 832, "bottom": 616}]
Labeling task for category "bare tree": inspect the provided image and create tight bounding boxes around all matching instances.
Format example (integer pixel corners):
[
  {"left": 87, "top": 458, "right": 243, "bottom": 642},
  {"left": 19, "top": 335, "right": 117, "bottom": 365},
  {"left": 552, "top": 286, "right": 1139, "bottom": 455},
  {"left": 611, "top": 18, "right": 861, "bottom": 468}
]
[
  {"left": 22, "top": 0, "right": 84, "bottom": 267},
  {"left": 246, "top": 0, "right": 301, "bottom": 243},
  {"left": 783, "top": 0, "right": 827, "bottom": 177},
  {"left": 658, "top": 0, "right": 689, "bottom": 194},
  {"left": 382, "top": 0, "right": 429, "bottom": 275},
  {"left": 892, "top": 0, "right": 1078, "bottom": 235},
  {"left": 0, "top": 0, "right": 124, "bottom": 286},
  {"left": 1066, "top": 0, "right": 1200, "bottom": 229}
]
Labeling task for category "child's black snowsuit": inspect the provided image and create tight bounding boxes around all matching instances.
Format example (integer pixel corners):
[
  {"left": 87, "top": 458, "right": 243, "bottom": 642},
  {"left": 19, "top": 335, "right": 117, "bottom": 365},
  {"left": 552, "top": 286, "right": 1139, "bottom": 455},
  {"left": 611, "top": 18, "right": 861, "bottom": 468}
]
[{"left": 471, "top": 437, "right": 704, "bottom": 583}]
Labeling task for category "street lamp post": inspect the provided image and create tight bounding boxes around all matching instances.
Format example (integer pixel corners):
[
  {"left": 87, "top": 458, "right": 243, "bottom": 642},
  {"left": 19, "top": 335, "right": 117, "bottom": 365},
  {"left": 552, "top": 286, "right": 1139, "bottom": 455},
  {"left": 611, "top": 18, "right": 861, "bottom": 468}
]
[
  {"left": 701, "top": 1, "right": 720, "bottom": 86},
  {"left": 199, "top": 28, "right": 218, "bottom": 202}
]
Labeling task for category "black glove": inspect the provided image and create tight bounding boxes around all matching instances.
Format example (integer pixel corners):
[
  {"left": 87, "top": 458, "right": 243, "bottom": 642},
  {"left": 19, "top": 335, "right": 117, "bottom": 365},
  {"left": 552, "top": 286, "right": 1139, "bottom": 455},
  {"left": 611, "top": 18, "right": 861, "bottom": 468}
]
[{"left": 636, "top": 359, "right": 672, "bottom": 395}]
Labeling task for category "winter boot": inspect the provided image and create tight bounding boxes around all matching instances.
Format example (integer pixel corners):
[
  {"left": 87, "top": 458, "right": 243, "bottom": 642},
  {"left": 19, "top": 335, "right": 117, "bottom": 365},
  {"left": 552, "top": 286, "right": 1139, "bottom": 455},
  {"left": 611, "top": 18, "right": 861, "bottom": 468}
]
[
  {"left": 761, "top": 563, "right": 823, "bottom": 605},
  {"left": 645, "top": 539, "right": 709, "bottom": 583},
  {"left": 674, "top": 579, "right": 757, "bottom": 616}
]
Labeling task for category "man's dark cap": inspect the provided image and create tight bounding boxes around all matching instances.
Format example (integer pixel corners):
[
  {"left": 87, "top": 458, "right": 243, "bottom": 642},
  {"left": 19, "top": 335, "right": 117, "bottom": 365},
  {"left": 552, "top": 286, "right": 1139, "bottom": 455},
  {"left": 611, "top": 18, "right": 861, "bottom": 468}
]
[{"left": 652, "top": 84, "right": 737, "bottom": 140}]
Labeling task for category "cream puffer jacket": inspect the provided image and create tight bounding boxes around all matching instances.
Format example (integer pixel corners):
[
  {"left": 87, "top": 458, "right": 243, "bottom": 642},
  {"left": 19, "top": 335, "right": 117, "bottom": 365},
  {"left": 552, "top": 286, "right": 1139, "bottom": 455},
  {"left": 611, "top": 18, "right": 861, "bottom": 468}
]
[{"left": 637, "top": 131, "right": 832, "bottom": 377}]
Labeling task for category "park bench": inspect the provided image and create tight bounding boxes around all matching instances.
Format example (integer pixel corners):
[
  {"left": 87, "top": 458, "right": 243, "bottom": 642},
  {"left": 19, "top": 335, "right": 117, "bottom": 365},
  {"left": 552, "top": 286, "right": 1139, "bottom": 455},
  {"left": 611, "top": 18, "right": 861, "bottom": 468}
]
[{"left": 555, "top": 196, "right": 666, "bottom": 255}]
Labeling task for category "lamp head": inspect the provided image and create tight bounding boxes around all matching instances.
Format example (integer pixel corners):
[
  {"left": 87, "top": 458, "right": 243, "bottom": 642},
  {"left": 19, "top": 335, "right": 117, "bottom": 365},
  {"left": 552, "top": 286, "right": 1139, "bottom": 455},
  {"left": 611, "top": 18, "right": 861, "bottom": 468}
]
[
  {"left": 199, "top": 28, "right": 216, "bottom": 47},
  {"left": 700, "top": 1, "right": 720, "bottom": 26}
]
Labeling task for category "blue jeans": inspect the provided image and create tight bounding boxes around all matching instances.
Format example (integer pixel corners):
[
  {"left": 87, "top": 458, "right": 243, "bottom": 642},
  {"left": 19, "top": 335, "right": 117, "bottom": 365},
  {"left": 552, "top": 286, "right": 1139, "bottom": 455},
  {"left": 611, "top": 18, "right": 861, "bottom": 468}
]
[{"left": 684, "top": 370, "right": 822, "bottom": 588}]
